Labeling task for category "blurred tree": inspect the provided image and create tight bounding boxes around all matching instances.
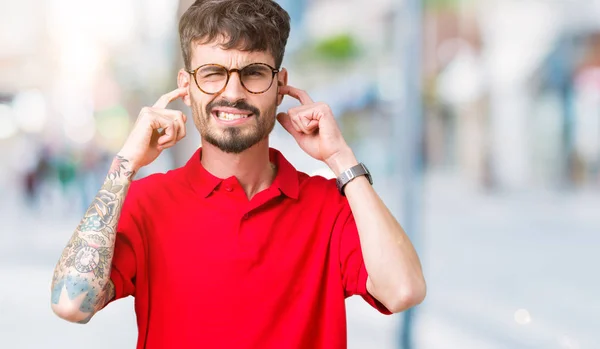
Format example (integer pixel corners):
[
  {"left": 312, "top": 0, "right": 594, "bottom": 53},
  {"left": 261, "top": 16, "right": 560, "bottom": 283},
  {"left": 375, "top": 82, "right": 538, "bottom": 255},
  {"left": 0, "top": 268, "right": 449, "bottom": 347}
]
[
  {"left": 424, "top": 0, "right": 473, "bottom": 10},
  {"left": 313, "top": 34, "right": 361, "bottom": 61}
]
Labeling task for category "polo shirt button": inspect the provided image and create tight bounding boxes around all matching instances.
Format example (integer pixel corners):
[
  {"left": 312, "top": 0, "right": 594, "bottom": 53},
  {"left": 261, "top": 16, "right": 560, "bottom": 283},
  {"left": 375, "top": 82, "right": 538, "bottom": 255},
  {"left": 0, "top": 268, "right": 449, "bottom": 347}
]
[
  {"left": 224, "top": 186, "right": 233, "bottom": 192},
  {"left": 243, "top": 213, "right": 250, "bottom": 219}
]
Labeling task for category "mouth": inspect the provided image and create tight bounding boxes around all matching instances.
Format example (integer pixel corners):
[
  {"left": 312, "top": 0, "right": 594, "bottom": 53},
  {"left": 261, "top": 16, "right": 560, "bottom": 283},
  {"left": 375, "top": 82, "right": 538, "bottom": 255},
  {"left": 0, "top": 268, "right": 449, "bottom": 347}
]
[
  {"left": 214, "top": 111, "right": 253, "bottom": 121},
  {"left": 211, "top": 108, "right": 254, "bottom": 123}
]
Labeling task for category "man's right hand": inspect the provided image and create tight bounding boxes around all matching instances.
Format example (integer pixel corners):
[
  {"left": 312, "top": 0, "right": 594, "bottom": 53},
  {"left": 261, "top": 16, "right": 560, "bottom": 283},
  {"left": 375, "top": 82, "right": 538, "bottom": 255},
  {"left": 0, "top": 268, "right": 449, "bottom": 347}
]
[{"left": 118, "top": 87, "right": 189, "bottom": 172}]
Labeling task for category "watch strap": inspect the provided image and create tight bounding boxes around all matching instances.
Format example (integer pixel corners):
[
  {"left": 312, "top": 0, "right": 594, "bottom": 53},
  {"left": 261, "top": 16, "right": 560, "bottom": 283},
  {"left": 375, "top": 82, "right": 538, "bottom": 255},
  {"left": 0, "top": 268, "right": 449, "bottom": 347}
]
[{"left": 336, "top": 163, "right": 372, "bottom": 196}]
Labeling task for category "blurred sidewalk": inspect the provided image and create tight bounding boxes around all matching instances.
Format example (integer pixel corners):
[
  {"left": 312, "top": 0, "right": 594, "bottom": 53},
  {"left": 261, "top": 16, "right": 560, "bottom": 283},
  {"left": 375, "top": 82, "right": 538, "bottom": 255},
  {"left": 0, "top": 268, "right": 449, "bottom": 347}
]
[
  {"left": 416, "top": 172, "right": 600, "bottom": 349},
  {"left": 0, "top": 182, "right": 138, "bottom": 348},
  {"left": 1, "top": 173, "right": 599, "bottom": 348}
]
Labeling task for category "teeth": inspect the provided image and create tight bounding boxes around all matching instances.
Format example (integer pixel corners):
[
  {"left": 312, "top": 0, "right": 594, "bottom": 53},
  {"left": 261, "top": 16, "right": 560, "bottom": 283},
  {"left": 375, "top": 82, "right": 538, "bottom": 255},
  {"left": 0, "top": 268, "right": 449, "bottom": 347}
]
[{"left": 217, "top": 112, "right": 249, "bottom": 121}]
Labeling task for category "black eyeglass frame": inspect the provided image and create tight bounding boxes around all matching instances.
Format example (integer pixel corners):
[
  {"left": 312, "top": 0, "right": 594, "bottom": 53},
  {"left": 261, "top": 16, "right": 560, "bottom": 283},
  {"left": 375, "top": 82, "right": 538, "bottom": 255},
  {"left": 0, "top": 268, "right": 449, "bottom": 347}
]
[{"left": 186, "top": 63, "right": 280, "bottom": 95}]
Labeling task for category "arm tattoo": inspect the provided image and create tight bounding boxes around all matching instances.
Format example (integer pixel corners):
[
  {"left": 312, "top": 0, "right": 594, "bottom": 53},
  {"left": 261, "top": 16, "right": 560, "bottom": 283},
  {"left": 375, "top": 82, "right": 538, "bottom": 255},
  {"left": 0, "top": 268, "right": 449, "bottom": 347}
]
[
  {"left": 72, "top": 243, "right": 112, "bottom": 278},
  {"left": 51, "top": 155, "right": 132, "bottom": 322},
  {"left": 79, "top": 181, "right": 124, "bottom": 238},
  {"left": 108, "top": 155, "right": 136, "bottom": 180}
]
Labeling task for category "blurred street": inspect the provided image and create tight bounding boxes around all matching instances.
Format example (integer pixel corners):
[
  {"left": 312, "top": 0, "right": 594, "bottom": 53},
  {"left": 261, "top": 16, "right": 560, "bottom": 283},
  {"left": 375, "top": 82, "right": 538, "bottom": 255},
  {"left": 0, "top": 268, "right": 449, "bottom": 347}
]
[{"left": 1, "top": 170, "right": 598, "bottom": 349}]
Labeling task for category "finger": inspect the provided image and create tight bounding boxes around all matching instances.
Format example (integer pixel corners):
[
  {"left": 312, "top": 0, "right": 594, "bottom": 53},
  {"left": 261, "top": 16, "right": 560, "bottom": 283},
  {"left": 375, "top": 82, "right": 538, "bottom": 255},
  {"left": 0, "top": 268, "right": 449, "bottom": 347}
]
[
  {"left": 305, "top": 119, "right": 319, "bottom": 132},
  {"left": 174, "top": 113, "right": 187, "bottom": 141},
  {"left": 164, "top": 119, "right": 180, "bottom": 147},
  {"left": 276, "top": 112, "right": 302, "bottom": 138},
  {"left": 279, "top": 85, "right": 314, "bottom": 105},
  {"left": 297, "top": 117, "right": 317, "bottom": 134},
  {"left": 160, "top": 110, "right": 187, "bottom": 141},
  {"left": 153, "top": 87, "right": 188, "bottom": 109},
  {"left": 298, "top": 111, "right": 315, "bottom": 129},
  {"left": 291, "top": 116, "right": 308, "bottom": 134},
  {"left": 290, "top": 108, "right": 318, "bottom": 134},
  {"left": 288, "top": 110, "right": 309, "bottom": 134},
  {"left": 157, "top": 117, "right": 177, "bottom": 147},
  {"left": 160, "top": 108, "right": 188, "bottom": 124}
]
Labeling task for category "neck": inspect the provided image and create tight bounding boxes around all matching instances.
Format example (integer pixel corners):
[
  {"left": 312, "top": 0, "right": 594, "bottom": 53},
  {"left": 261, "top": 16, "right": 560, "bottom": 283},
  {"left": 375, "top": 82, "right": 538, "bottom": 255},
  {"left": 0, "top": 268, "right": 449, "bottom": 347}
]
[{"left": 200, "top": 139, "right": 276, "bottom": 199}]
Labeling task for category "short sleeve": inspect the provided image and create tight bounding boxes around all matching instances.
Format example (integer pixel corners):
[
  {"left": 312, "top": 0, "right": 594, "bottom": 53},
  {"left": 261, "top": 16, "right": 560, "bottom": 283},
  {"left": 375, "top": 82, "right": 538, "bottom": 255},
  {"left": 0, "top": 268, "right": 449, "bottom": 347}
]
[
  {"left": 335, "top": 205, "right": 392, "bottom": 315},
  {"left": 108, "top": 189, "right": 144, "bottom": 303}
]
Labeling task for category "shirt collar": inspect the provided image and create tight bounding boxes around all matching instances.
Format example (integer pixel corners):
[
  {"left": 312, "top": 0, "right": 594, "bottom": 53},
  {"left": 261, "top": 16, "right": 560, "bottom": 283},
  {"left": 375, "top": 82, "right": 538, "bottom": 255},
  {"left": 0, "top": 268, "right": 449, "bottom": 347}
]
[
  {"left": 269, "top": 147, "right": 299, "bottom": 199},
  {"left": 185, "top": 147, "right": 299, "bottom": 199}
]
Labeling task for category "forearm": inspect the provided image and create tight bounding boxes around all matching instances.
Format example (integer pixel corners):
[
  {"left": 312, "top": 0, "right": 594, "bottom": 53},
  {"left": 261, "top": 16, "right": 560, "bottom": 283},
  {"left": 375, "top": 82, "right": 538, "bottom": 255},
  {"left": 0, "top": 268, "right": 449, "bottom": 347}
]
[
  {"left": 327, "top": 148, "right": 426, "bottom": 312},
  {"left": 50, "top": 156, "right": 135, "bottom": 323}
]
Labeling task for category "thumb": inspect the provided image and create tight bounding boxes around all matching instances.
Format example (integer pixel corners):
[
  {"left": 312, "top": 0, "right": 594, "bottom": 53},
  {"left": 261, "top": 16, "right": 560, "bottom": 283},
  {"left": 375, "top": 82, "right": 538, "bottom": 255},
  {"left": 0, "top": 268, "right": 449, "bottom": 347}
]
[{"left": 277, "top": 112, "right": 301, "bottom": 139}]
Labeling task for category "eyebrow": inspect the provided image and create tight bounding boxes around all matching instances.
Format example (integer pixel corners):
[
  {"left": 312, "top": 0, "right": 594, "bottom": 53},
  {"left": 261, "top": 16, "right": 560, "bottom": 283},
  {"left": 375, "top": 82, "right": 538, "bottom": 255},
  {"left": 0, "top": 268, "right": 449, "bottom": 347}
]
[
  {"left": 197, "top": 62, "right": 272, "bottom": 71},
  {"left": 198, "top": 65, "right": 225, "bottom": 72}
]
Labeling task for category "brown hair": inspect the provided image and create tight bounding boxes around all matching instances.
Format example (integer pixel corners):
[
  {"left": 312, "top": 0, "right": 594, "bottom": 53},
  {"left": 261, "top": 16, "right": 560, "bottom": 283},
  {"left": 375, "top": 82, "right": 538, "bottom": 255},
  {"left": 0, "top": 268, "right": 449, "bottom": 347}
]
[{"left": 179, "top": 0, "right": 291, "bottom": 71}]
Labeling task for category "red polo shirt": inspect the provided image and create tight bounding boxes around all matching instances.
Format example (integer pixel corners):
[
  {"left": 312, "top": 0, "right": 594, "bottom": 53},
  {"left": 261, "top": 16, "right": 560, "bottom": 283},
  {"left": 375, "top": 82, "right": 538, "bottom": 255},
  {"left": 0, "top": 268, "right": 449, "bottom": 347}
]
[{"left": 108, "top": 148, "right": 390, "bottom": 349}]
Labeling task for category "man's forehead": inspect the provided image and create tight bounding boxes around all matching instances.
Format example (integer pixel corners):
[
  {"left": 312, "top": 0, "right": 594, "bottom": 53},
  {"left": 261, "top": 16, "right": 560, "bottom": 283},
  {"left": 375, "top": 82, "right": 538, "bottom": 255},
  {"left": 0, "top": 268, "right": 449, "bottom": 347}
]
[{"left": 191, "top": 40, "right": 275, "bottom": 68}]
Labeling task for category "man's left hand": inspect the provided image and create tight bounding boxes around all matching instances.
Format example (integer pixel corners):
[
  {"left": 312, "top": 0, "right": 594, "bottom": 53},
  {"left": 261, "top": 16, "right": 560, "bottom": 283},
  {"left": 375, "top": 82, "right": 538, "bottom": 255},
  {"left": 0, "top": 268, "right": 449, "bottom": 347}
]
[{"left": 277, "top": 85, "right": 357, "bottom": 175}]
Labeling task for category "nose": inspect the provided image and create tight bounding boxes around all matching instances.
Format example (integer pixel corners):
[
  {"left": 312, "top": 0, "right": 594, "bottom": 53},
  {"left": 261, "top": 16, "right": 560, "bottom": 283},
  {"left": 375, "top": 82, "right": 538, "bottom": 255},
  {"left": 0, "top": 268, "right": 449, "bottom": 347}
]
[{"left": 220, "top": 70, "right": 246, "bottom": 101}]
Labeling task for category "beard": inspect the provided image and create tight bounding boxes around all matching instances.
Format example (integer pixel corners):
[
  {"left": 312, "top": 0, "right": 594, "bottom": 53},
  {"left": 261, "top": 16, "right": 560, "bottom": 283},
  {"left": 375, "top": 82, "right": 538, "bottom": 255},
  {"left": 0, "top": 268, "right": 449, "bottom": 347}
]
[{"left": 191, "top": 96, "right": 277, "bottom": 154}]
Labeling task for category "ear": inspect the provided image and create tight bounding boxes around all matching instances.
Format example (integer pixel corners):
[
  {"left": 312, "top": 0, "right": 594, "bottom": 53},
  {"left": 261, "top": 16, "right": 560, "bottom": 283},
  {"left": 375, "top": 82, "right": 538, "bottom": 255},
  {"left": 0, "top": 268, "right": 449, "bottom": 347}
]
[
  {"left": 276, "top": 67, "right": 288, "bottom": 106},
  {"left": 177, "top": 69, "right": 192, "bottom": 106}
]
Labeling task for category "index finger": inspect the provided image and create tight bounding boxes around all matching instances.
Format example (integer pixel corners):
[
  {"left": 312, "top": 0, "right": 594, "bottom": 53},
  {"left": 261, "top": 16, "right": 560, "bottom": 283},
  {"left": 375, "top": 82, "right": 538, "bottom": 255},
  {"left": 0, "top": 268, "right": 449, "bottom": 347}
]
[
  {"left": 153, "top": 87, "right": 188, "bottom": 109},
  {"left": 279, "top": 85, "right": 314, "bottom": 105}
]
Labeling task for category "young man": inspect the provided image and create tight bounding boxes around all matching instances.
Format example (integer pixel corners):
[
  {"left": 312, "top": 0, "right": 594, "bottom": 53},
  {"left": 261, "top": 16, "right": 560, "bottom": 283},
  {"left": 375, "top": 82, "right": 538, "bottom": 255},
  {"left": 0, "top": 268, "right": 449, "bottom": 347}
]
[{"left": 50, "top": 0, "right": 426, "bottom": 348}]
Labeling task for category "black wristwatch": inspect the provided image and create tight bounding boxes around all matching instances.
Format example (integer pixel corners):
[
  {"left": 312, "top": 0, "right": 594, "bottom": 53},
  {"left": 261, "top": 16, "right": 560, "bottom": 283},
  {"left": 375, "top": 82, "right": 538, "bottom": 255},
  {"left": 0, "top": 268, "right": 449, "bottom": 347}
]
[{"left": 336, "top": 163, "right": 373, "bottom": 196}]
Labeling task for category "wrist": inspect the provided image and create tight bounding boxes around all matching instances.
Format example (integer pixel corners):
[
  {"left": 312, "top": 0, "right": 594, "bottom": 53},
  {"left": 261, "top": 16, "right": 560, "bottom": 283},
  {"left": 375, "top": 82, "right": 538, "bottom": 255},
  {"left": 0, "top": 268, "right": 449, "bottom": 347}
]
[
  {"left": 326, "top": 147, "right": 358, "bottom": 177},
  {"left": 109, "top": 155, "right": 138, "bottom": 182}
]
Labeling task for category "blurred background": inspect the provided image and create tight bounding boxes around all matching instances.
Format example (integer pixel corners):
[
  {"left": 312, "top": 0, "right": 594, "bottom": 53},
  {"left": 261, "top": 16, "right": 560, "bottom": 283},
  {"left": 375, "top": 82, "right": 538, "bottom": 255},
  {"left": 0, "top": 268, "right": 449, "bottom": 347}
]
[{"left": 0, "top": 0, "right": 599, "bottom": 348}]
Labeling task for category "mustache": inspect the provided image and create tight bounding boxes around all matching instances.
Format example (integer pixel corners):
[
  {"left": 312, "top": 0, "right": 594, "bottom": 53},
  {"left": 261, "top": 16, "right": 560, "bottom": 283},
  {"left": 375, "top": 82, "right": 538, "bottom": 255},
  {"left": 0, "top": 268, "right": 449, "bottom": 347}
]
[{"left": 206, "top": 99, "right": 260, "bottom": 117}]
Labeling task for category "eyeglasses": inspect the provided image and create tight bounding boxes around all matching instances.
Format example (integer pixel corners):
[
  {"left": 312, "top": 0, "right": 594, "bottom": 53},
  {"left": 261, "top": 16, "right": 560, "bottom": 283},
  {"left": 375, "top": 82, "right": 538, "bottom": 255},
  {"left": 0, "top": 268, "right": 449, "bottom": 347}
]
[{"left": 187, "top": 63, "right": 279, "bottom": 95}]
